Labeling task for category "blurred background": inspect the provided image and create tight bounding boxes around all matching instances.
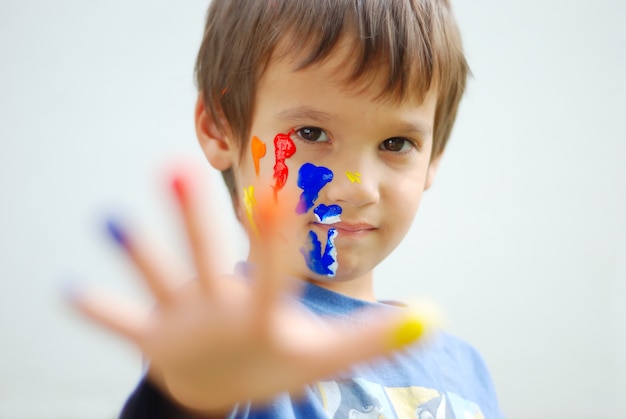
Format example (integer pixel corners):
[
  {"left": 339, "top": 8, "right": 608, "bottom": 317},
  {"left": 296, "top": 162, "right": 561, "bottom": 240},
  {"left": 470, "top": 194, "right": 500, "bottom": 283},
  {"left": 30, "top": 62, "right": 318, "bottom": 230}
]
[{"left": 1, "top": 0, "right": 624, "bottom": 417}]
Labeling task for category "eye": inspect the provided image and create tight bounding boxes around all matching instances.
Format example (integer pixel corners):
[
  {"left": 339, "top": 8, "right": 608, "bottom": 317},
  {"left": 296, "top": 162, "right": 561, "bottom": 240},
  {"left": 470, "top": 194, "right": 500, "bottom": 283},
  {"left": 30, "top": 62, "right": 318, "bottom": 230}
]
[
  {"left": 295, "top": 127, "right": 330, "bottom": 143},
  {"left": 379, "top": 137, "right": 415, "bottom": 153}
]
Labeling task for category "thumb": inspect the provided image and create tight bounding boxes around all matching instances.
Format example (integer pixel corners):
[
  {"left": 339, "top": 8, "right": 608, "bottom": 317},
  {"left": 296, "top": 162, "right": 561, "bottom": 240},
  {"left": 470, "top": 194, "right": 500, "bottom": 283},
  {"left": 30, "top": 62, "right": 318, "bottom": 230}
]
[{"left": 298, "top": 301, "right": 443, "bottom": 381}]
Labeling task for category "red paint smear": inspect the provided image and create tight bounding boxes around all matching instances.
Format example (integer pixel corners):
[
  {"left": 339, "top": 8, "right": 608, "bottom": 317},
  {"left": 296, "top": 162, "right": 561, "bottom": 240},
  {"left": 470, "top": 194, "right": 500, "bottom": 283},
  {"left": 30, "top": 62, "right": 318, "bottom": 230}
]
[
  {"left": 272, "top": 129, "right": 296, "bottom": 198},
  {"left": 251, "top": 136, "right": 266, "bottom": 176},
  {"left": 171, "top": 175, "right": 187, "bottom": 206}
]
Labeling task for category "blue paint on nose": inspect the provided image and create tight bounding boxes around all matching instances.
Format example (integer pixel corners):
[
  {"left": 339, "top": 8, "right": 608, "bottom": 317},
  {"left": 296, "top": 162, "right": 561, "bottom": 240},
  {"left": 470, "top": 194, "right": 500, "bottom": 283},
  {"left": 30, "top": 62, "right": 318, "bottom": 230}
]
[{"left": 296, "top": 163, "right": 333, "bottom": 214}]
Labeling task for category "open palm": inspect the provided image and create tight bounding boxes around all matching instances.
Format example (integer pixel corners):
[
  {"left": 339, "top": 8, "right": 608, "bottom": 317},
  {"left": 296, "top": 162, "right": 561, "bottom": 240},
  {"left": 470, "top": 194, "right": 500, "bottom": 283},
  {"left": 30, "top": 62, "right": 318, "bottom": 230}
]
[{"left": 71, "top": 167, "right": 427, "bottom": 413}]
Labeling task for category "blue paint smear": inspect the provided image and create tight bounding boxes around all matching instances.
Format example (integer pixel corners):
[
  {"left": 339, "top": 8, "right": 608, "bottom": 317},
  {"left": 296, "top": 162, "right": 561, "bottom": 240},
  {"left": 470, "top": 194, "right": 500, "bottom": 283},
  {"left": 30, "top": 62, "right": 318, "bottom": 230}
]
[
  {"left": 105, "top": 217, "right": 128, "bottom": 248},
  {"left": 313, "top": 204, "right": 342, "bottom": 223},
  {"left": 300, "top": 229, "right": 338, "bottom": 277},
  {"left": 296, "top": 163, "right": 333, "bottom": 214}
]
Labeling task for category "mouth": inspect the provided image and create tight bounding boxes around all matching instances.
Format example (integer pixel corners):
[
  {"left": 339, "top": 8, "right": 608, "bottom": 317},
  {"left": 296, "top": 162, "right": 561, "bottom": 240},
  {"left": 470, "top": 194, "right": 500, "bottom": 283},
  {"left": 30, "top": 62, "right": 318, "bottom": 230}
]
[{"left": 310, "top": 221, "right": 377, "bottom": 236}]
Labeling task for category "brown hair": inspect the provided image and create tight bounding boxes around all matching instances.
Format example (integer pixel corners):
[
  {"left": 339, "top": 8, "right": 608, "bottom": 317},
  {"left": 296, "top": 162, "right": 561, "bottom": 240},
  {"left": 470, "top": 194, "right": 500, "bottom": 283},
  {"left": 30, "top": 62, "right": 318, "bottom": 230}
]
[{"left": 195, "top": 0, "right": 469, "bottom": 204}]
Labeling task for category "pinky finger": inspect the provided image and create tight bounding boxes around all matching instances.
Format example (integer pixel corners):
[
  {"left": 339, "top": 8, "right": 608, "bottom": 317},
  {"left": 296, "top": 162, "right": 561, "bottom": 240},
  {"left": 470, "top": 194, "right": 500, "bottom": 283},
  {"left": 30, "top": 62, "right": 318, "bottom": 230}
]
[{"left": 66, "top": 284, "right": 148, "bottom": 345}]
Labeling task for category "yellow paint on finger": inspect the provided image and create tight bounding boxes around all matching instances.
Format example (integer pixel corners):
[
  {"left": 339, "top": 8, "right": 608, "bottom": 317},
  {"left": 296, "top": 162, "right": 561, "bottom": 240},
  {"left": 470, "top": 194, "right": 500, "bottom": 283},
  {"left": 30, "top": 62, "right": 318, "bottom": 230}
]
[
  {"left": 346, "top": 171, "right": 361, "bottom": 183},
  {"left": 389, "top": 316, "right": 426, "bottom": 350},
  {"left": 388, "top": 299, "right": 443, "bottom": 350}
]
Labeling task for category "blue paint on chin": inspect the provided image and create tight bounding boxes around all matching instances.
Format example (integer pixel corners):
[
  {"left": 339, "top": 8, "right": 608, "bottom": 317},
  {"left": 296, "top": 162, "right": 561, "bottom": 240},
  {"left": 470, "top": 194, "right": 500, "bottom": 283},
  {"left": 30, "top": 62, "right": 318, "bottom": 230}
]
[
  {"left": 300, "top": 228, "right": 338, "bottom": 277},
  {"left": 296, "top": 163, "right": 334, "bottom": 214},
  {"left": 314, "top": 204, "right": 342, "bottom": 223}
]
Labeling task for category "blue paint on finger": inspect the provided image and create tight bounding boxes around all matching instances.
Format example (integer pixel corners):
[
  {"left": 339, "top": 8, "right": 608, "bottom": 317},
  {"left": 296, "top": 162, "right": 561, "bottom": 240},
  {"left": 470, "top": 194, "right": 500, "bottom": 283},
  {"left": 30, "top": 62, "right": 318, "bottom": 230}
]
[
  {"left": 296, "top": 163, "right": 334, "bottom": 214},
  {"left": 105, "top": 218, "right": 129, "bottom": 248},
  {"left": 300, "top": 228, "right": 338, "bottom": 277}
]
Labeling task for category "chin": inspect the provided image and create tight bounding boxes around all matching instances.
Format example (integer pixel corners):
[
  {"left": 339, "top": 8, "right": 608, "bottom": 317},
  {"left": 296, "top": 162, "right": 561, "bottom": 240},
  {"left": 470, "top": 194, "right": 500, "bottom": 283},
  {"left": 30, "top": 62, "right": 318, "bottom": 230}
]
[{"left": 312, "top": 261, "right": 373, "bottom": 283}]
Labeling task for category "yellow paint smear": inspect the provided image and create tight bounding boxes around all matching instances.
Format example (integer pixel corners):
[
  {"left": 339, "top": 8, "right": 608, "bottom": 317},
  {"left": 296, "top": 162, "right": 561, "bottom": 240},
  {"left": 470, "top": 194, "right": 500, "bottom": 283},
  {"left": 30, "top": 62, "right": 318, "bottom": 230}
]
[
  {"left": 243, "top": 185, "right": 258, "bottom": 234},
  {"left": 345, "top": 171, "right": 361, "bottom": 183}
]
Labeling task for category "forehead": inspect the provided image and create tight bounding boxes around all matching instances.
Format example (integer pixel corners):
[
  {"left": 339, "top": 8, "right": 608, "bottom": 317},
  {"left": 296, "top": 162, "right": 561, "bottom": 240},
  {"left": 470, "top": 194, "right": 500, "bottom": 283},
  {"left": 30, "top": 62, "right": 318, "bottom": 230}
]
[
  {"left": 266, "top": 33, "right": 438, "bottom": 107},
  {"left": 255, "top": 41, "right": 438, "bottom": 143}
]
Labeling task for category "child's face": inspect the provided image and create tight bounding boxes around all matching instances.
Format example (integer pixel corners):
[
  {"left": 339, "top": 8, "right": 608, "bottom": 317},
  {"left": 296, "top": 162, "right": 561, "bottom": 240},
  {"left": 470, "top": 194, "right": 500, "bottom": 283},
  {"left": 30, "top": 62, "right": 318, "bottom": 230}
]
[{"left": 228, "top": 42, "right": 439, "bottom": 295}]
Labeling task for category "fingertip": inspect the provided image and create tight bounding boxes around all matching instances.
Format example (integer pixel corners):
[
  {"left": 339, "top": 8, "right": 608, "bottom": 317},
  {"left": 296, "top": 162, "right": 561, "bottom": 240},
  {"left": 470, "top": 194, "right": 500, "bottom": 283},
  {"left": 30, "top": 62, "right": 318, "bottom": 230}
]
[
  {"left": 166, "top": 159, "right": 202, "bottom": 205},
  {"left": 406, "top": 298, "right": 446, "bottom": 330},
  {"left": 255, "top": 188, "right": 299, "bottom": 234},
  {"left": 388, "top": 300, "right": 443, "bottom": 350},
  {"left": 171, "top": 172, "right": 187, "bottom": 205},
  {"left": 388, "top": 315, "right": 427, "bottom": 349},
  {"left": 253, "top": 190, "right": 281, "bottom": 238},
  {"left": 105, "top": 217, "right": 129, "bottom": 249},
  {"left": 61, "top": 278, "right": 85, "bottom": 305},
  {"left": 62, "top": 283, "right": 147, "bottom": 343}
]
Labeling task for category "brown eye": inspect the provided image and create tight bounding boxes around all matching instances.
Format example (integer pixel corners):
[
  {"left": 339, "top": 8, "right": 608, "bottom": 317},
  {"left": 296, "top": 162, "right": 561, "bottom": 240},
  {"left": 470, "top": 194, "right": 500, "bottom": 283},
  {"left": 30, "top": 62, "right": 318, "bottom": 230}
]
[
  {"left": 380, "top": 137, "right": 413, "bottom": 152},
  {"left": 296, "top": 127, "right": 329, "bottom": 142}
]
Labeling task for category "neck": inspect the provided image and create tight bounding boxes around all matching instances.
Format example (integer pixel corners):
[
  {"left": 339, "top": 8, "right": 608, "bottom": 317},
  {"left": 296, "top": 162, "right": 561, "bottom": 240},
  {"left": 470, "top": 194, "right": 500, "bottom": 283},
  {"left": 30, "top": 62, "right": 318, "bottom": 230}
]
[
  {"left": 246, "top": 251, "right": 377, "bottom": 302},
  {"left": 308, "top": 271, "right": 376, "bottom": 302}
]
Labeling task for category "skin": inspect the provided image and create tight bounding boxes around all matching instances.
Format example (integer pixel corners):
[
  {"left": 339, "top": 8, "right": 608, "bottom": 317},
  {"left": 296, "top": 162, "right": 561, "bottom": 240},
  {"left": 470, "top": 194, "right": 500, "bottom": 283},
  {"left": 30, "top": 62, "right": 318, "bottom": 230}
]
[
  {"left": 73, "top": 37, "right": 442, "bottom": 413},
  {"left": 199, "top": 39, "right": 441, "bottom": 301}
]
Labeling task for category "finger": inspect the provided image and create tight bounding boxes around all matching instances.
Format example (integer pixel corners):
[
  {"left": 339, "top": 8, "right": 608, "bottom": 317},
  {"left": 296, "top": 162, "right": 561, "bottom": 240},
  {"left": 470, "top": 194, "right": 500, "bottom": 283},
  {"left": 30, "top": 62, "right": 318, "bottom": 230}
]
[
  {"left": 66, "top": 283, "right": 148, "bottom": 344},
  {"left": 106, "top": 218, "right": 178, "bottom": 305},
  {"left": 295, "top": 302, "right": 442, "bottom": 382},
  {"left": 249, "top": 189, "right": 299, "bottom": 332},
  {"left": 171, "top": 168, "right": 220, "bottom": 295},
  {"left": 251, "top": 191, "right": 283, "bottom": 330}
]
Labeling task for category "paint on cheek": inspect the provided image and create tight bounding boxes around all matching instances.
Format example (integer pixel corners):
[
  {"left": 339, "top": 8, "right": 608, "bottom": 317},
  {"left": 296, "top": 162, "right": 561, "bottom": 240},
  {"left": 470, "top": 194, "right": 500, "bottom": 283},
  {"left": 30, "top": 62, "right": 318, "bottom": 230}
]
[
  {"left": 251, "top": 136, "right": 267, "bottom": 176},
  {"left": 346, "top": 171, "right": 361, "bottom": 183},
  {"left": 313, "top": 204, "right": 342, "bottom": 224},
  {"left": 296, "top": 163, "right": 334, "bottom": 214},
  {"left": 243, "top": 185, "right": 257, "bottom": 233},
  {"left": 272, "top": 130, "right": 296, "bottom": 197},
  {"left": 300, "top": 228, "right": 338, "bottom": 277}
]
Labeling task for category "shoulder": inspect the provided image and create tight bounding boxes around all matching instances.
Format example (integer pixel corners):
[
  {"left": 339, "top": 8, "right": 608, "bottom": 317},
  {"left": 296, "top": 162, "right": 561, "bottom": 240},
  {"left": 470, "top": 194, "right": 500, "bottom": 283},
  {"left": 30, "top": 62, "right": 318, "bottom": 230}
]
[
  {"left": 430, "top": 331, "right": 490, "bottom": 367},
  {"left": 418, "top": 331, "right": 505, "bottom": 418},
  {"left": 412, "top": 330, "right": 494, "bottom": 386}
]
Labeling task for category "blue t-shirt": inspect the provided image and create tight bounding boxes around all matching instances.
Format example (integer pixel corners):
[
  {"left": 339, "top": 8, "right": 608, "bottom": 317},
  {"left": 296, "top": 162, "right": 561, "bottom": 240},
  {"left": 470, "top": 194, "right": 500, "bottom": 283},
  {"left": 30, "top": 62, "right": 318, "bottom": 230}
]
[
  {"left": 121, "top": 264, "right": 504, "bottom": 418},
  {"left": 226, "top": 264, "right": 503, "bottom": 419}
]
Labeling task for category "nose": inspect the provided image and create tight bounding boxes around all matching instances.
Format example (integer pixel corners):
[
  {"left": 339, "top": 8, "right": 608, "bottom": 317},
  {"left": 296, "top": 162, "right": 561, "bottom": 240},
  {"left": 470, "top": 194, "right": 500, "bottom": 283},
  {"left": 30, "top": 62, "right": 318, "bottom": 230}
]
[{"left": 324, "top": 161, "right": 380, "bottom": 208}]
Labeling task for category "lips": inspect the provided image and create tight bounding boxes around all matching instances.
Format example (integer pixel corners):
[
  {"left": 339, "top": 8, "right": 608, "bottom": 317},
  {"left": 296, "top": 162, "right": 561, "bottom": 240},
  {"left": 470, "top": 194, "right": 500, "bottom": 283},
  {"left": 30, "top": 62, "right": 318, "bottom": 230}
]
[{"left": 311, "top": 221, "right": 376, "bottom": 234}]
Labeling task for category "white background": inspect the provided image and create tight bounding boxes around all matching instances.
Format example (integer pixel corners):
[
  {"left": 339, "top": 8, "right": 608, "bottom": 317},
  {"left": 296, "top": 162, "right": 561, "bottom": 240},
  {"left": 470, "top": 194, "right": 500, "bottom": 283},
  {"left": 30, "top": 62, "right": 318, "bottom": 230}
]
[{"left": 1, "top": 1, "right": 624, "bottom": 418}]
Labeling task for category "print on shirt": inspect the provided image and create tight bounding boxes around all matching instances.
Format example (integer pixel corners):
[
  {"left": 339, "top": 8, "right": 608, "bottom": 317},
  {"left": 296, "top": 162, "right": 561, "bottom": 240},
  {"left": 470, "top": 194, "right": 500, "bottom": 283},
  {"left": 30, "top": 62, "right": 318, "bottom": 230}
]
[{"left": 312, "top": 378, "right": 485, "bottom": 419}]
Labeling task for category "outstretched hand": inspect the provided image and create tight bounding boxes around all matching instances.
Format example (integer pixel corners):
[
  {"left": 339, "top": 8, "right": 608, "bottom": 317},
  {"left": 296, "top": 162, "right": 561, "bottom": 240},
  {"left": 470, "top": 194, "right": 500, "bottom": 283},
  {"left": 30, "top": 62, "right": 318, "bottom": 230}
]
[{"left": 70, "top": 166, "right": 430, "bottom": 413}]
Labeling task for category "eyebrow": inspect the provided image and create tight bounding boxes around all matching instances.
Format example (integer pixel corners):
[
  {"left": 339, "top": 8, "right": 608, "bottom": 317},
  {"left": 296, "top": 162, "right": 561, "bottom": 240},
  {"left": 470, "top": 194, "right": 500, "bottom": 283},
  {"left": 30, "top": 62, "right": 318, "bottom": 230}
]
[
  {"left": 395, "top": 120, "right": 432, "bottom": 139},
  {"left": 276, "top": 105, "right": 432, "bottom": 139},
  {"left": 276, "top": 106, "right": 336, "bottom": 125}
]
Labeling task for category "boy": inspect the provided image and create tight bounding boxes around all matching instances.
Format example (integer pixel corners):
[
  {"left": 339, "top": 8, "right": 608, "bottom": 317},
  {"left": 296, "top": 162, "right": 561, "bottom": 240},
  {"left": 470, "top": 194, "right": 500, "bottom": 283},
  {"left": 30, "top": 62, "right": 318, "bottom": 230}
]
[{"left": 73, "top": 0, "right": 504, "bottom": 417}]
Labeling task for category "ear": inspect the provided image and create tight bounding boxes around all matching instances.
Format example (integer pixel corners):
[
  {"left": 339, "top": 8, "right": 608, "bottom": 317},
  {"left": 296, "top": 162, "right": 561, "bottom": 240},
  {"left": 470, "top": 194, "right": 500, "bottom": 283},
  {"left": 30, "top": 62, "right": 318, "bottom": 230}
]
[
  {"left": 195, "top": 94, "right": 236, "bottom": 171},
  {"left": 424, "top": 153, "right": 443, "bottom": 191}
]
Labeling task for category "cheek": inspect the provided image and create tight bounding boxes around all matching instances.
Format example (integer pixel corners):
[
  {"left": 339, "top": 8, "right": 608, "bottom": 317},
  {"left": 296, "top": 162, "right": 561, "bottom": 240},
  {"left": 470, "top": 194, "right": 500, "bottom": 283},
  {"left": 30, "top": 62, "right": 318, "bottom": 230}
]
[
  {"left": 239, "top": 131, "right": 301, "bottom": 230},
  {"left": 250, "top": 136, "right": 266, "bottom": 176},
  {"left": 243, "top": 133, "right": 344, "bottom": 277},
  {"left": 385, "top": 175, "right": 424, "bottom": 217},
  {"left": 269, "top": 130, "right": 296, "bottom": 193},
  {"left": 246, "top": 131, "right": 298, "bottom": 194},
  {"left": 295, "top": 163, "right": 334, "bottom": 214}
]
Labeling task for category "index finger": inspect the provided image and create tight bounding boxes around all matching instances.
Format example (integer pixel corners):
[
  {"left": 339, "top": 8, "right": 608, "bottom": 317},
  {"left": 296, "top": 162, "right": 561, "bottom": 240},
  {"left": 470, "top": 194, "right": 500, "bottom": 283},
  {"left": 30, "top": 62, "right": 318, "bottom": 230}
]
[{"left": 170, "top": 165, "right": 226, "bottom": 295}]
